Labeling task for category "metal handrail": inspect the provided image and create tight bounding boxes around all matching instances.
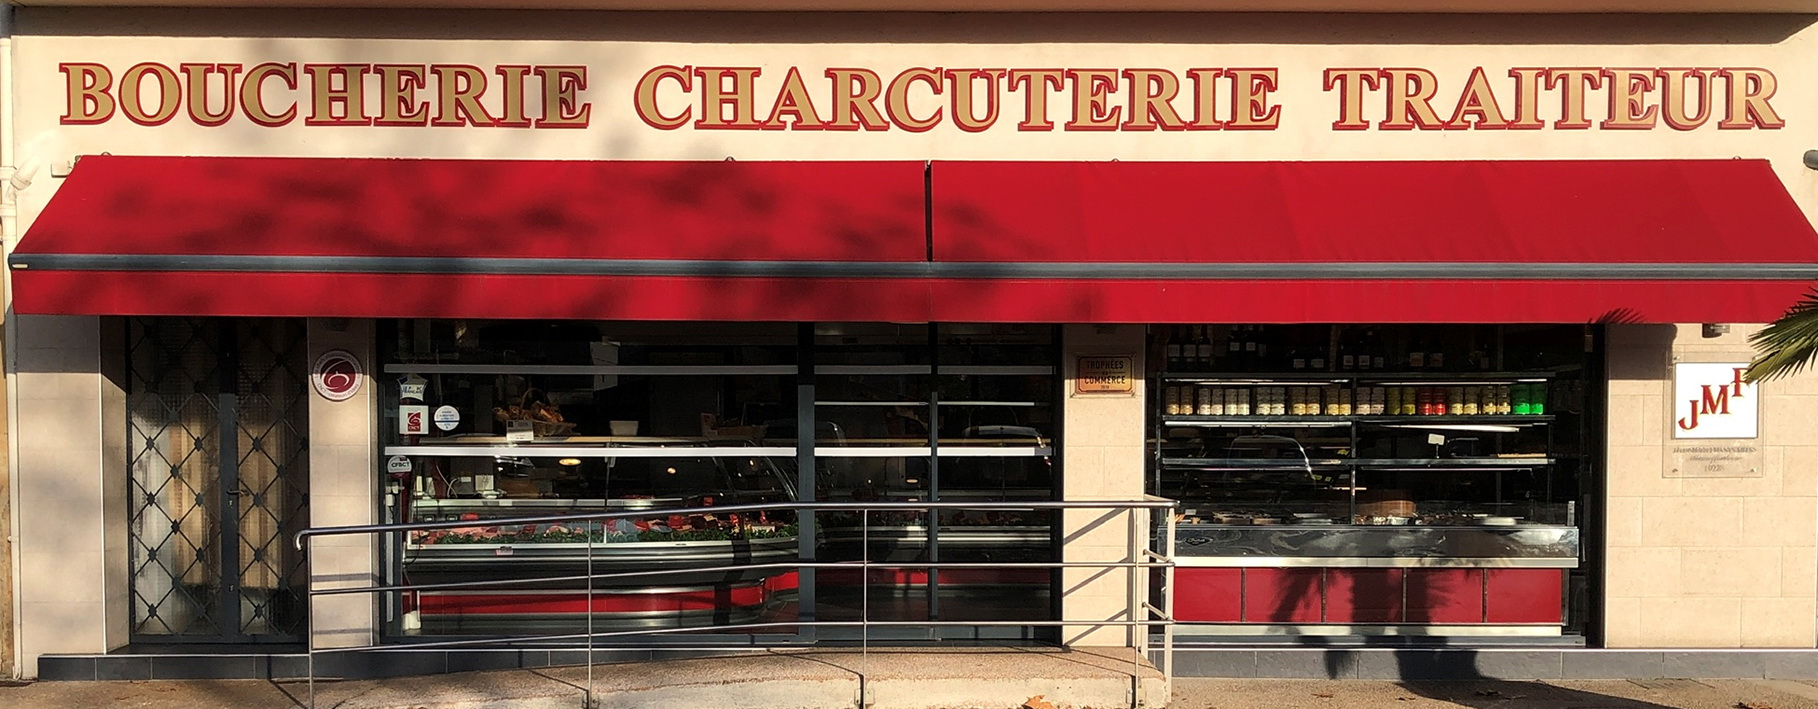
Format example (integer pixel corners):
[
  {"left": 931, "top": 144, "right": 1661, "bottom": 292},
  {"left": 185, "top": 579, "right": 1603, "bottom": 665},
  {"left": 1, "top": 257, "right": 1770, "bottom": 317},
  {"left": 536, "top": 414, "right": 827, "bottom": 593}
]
[
  {"left": 295, "top": 499, "right": 1177, "bottom": 548},
  {"left": 295, "top": 498, "right": 1179, "bottom": 709}
]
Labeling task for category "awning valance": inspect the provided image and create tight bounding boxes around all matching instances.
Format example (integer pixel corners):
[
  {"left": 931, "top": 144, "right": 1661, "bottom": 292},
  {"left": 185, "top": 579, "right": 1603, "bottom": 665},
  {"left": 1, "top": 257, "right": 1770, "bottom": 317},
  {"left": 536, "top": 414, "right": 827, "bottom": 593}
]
[{"left": 12, "top": 156, "right": 1818, "bottom": 323}]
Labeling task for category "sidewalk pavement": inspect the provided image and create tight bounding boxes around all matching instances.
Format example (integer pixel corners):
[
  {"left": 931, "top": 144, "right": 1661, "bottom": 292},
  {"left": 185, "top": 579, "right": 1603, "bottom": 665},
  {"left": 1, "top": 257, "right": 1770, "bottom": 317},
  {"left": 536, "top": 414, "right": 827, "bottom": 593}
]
[
  {"left": 1172, "top": 678, "right": 1818, "bottom": 709},
  {"left": 6, "top": 667, "right": 1818, "bottom": 708}
]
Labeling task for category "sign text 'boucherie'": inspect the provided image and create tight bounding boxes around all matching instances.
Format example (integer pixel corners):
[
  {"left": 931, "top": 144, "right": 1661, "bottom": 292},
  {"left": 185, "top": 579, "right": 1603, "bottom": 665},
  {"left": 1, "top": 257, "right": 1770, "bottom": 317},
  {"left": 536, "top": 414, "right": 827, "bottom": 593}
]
[{"left": 59, "top": 62, "right": 1785, "bottom": 131}]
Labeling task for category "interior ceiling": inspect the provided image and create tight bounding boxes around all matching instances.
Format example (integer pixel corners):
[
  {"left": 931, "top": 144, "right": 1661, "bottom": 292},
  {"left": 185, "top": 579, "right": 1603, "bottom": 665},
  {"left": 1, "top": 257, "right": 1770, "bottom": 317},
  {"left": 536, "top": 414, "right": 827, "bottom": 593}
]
[{"left": 7, "top": 0, "right": 1818, "bottom": 11}]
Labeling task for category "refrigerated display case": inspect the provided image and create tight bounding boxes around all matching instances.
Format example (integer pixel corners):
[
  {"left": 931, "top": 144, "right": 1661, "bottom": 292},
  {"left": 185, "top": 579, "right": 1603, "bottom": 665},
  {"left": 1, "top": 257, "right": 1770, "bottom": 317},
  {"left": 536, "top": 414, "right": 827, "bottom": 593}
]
[{"left": 1149, "top": 324, "right": 1591, "bottom": 638}]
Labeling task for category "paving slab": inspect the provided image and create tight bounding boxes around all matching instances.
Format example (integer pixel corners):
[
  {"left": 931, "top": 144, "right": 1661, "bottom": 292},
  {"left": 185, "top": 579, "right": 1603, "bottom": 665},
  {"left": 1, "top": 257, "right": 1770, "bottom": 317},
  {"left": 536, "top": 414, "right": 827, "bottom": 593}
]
[
  {"left": 0, "top": 647, "right": 1163, "bottom": 709},
  {"left": 1171, "top": 678, "right": 1818, "bottom": 709}
]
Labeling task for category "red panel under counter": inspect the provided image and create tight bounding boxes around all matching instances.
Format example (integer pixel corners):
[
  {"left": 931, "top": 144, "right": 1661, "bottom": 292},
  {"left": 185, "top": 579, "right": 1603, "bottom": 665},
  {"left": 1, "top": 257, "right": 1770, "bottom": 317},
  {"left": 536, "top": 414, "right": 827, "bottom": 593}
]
[
  {"left": 1173, "top": 566, "right": 1565, "bottom": 627},
  {"left": 1404, "top": 569, "right": 1486, "bottom": 624},
  {"left": 1485, "top": 569, "right": 1565, "bottom": 624},
  {"left": 418, "top": 585, "right": 769, "bottom": 615},
  {"left": 1174, "top": 568, "right": 1242, "bottom": 622},
  {"left": 1323, "top": 569, "right": 1405, "bottom": 624},
  {"left": 1242, "top": 568, "right": 1324, "bottom": 623}
]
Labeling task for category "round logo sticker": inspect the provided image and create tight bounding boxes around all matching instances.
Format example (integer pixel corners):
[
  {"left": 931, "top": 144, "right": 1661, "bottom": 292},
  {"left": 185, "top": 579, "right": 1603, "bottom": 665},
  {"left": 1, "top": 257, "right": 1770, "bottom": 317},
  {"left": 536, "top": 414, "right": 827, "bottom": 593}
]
[
  {"left": 386, "top": 455, "right": 413, "bottom": 474},
  {"left": 433, "top": 405, "right": 461, "bottom": 432},
  {"left": 312, "top": 350, "right": 363, "bottom": 402}
]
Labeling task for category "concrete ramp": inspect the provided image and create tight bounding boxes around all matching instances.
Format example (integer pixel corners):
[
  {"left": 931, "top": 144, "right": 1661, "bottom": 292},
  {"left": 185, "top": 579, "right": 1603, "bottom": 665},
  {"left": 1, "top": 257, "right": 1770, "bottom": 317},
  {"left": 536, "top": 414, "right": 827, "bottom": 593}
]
[{"left": 306, "top": 647, "right": 1168, "bottom": 709}]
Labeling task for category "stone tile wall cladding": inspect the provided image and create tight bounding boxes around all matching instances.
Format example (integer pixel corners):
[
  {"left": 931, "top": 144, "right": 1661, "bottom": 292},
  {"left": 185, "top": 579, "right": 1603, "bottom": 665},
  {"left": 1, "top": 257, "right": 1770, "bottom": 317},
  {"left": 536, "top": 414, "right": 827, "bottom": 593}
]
[
  {"left": 1060, "top": 324, "right": 1151, "bottom": 647},
  {"left": 1604, "top": 324, "right": 1818, "bottom": 648}
]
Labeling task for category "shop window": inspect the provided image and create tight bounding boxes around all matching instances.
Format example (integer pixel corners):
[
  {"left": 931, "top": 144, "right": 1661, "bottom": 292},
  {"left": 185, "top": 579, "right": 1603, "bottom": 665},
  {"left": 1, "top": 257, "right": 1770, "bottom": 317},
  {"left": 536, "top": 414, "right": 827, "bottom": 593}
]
[
  {"left": 1150, "top": 323, "right": 1593, "bottom": 640},
  {"left": 380, "top": 321, "right": 1059, "bottom": 641}
]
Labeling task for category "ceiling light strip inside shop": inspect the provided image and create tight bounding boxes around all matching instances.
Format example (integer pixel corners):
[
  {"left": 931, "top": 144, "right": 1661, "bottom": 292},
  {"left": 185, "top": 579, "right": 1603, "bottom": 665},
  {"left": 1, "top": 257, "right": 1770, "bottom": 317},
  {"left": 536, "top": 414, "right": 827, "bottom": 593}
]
[{"left": 12, "top": 155, "right": 1817, "bottom": 323}]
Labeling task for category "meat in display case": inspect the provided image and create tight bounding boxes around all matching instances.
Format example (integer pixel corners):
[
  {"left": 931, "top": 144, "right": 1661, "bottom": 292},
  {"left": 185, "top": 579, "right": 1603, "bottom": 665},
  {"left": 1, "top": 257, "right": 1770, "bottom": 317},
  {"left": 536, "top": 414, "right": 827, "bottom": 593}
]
[
  {"left": 1149, "top": 324, "right": 1593, "bottom": 637},
  {"left": 390, "top": 440, "right": 800, "bottom": 634}
]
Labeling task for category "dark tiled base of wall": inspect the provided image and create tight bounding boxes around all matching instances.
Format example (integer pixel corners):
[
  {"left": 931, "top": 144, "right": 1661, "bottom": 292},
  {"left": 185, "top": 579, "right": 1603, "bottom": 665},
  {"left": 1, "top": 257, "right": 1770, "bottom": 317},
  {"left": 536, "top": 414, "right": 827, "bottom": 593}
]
[
  {"left": 39, "top": 649, "right": 721, "bottom": 682},
  {"left": 1163, "top": 648, "right": 1818, "bottom": 680}
]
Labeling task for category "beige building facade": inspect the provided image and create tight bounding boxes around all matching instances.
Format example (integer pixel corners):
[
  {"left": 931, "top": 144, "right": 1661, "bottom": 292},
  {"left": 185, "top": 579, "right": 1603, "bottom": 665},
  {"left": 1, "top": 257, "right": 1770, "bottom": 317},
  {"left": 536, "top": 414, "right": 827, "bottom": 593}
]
[{"left": 7, "top": 5, "right": 1818, "bottom": 681}]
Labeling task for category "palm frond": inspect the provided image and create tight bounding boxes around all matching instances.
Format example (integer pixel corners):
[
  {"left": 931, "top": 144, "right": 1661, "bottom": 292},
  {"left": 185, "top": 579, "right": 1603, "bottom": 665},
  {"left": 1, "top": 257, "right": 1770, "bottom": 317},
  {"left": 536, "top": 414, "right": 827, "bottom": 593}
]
[{"left": 1746, "top": 288, "right": 1818, "bottom": 381}]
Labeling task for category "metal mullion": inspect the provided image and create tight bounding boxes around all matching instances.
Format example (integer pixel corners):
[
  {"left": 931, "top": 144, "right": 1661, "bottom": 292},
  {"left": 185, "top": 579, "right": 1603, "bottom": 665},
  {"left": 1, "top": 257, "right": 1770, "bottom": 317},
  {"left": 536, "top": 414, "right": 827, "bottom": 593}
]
[
  {"left": 795, "top": 323, "right": 817, "bottom": 642},
  {"left": 927, "top": 324, "right": 940, "bottom": 625},
  {"left": 216, "top": 320, "right": 247, "bottom": 641}
]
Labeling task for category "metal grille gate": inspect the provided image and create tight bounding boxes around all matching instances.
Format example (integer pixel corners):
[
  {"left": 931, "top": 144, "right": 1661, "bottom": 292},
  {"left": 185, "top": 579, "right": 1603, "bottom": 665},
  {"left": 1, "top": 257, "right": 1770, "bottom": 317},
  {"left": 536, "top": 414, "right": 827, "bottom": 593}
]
[{"left": 126, "top": 318, "right": 311, "bottom": 642}]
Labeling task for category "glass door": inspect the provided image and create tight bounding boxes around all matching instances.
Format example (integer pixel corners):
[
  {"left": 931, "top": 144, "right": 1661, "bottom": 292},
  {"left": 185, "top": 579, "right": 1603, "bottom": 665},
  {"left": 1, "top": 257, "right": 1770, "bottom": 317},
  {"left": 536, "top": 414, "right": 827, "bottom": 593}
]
[
  {"left": 812, "top": 324, "right": 1060, "bottom": 641},
  {"left": 125, "top": 318, "right": 311, "bottom": 643}
]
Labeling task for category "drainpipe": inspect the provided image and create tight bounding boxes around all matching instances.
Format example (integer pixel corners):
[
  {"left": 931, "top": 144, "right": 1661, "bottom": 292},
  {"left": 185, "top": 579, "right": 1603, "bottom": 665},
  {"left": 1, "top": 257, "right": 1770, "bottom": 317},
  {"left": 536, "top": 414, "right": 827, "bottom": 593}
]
[{"left": 0, "top": 0, "right": 23, "bottom": 680}]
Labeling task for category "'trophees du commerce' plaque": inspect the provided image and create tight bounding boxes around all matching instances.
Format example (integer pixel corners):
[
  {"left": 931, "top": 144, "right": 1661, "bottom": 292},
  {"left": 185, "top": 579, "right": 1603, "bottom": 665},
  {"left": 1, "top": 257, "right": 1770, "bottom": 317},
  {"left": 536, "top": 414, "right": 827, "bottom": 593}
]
[{"left": 1075, "top": 356, "right": 1136, "bottom": 395}]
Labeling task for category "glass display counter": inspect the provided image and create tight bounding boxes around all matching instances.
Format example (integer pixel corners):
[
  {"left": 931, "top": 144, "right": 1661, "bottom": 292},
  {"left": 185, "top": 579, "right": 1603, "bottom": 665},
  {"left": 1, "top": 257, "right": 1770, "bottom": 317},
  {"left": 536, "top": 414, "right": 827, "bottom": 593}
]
[{"left": 1149, "top": 324, "right": 1592, "bottom": 637}]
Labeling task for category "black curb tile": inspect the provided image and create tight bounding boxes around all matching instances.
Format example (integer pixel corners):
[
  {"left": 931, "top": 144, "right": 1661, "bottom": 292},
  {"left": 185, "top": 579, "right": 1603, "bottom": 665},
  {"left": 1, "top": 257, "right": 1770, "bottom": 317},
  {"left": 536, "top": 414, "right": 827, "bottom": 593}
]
[
  {"left": 37, "top": 657, "right": 97, "bottom": 681},
  {"left": 94, "top": 656, "right": 154, "bottom": 681},
  {"left": 1661, "top": 651, "right": 1766, "bottom": 679},
  {"left": 1765, "top": 652, "right": 1818, "bottom": 679},
  {"left": 1356, "top": 650, "right": 1510, "bottom": 681},
  {"left": 151, "top": 655, "right": 260, "bottom": 680},
  {"left": 353, "top": 652, "right": 449, "bottom": 679},
  {"left": 1169, "top": 649, "right": 1258, "bottom": 678},
  {"left": 445, "top": 650, "right": 533, "bottom": 673},
  {"left": 547, "top": 650, "right": 652, "bottom": 668},
  {"left": 1256, "top": 649, "right": 1359, "bottom": 679},
  {"left": 266, "top": 655, "right": 311, "bottom": 680},
  {"left": 1560, "top": 651, "right": 1665, "bottom": 680},
  {"left": 310, "top": 652, "right": 446, "bottom": 679},
  {"left": 1470, "top": 651, "right": 1564, "bottom": 680}
]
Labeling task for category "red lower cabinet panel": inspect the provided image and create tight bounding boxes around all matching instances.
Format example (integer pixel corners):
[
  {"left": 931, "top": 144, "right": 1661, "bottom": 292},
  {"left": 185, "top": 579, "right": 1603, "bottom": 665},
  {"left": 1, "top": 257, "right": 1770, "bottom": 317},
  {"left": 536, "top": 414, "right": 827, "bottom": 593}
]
[
  {"left": 1323, "top": 569, "right": 1405, "bottom": 623},
  {"left": 1174, "top": 568, "right": 1242, "bottom": 622},
  {"left": 1243, "top": 568, "right": 1324, "bottom": 623},
  {"left": 1484, "top": 569, "right": 1565, "bottom": 624},
  {"left": 1405, "top": 569, "right": 1485, "bottom": 624}
]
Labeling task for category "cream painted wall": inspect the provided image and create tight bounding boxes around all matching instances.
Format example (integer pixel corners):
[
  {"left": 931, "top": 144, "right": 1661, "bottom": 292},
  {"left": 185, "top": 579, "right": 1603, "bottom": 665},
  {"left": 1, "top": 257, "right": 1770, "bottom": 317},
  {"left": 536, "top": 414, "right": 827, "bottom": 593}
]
[
  {"left": 1603, "top": 324, "right": 1818, "bottom": 648},
  {"left": 9, "top": 315, "right": 114, "bottom": 678},
  {"left": 7, "top": 11, "right": 1818, "bottom": 207},
  {"left": 1059, "top": 323, "right": 1150, "bottom": 647}
]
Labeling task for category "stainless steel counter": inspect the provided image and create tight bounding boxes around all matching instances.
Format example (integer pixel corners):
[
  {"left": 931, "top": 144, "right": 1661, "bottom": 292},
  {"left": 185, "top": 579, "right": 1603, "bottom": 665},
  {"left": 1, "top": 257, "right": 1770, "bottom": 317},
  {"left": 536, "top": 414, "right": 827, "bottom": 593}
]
[{"left": 1172, "top": 524, "right": 1579, "bottom": 568}]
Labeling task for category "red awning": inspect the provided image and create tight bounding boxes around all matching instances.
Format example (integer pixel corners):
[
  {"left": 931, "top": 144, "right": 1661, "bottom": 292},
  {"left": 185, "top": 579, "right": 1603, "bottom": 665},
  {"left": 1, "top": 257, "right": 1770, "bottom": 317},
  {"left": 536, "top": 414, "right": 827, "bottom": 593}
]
[
  {"left": 12, "top": 156, "right": 1818, "bottom": 323},
  {"left": 930, "top": 160, "right": 1818, "bottom": 323},
  {"left": 10, "top": 156, "right": 933, "bottom": 320}
]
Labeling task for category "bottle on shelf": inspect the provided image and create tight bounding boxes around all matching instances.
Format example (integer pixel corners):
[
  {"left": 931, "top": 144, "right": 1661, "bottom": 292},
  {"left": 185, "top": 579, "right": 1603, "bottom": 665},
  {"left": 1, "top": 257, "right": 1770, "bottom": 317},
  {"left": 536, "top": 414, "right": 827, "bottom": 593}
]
[
  {"left": 1408, "top": 334, "right": 1427, "bottom": 370},
  {"left": 1339, "top": 336, "right": 1356, "bottom": 371},
  {"left": 1291, "top": 344, "right": 1308, "bottom": 371},
  {"left": 1429, "top": 338, "right": 1447, "bottom": 370},
  {"left": 1367, "top": 328, "right": 1387, "bottom": 370},
  {"left": 1165, "top": 327, "right": 1184, "bottom": 370},
  {"left": 1195, "top": 326, "right": 1215, "bottom": 370},
  {"left": 1225, "top": 325, "right": 1244, "bottom": 369},
  {"left": 1241, "top": 326, "right": 1260, "bottom": 369}
]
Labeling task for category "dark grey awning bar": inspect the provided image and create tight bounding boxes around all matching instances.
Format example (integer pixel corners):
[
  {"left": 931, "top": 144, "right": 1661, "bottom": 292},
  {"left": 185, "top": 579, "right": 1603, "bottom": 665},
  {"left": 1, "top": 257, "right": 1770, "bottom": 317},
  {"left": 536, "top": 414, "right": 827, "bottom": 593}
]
[{"left": 11, "top": 253, "right": 1818, "bottom": 280}]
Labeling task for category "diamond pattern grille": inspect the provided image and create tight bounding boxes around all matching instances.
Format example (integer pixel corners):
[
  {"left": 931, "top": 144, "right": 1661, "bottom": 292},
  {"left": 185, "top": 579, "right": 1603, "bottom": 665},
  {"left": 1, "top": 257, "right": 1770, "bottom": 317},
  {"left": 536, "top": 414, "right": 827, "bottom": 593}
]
[{"left": 127, "top": 318, "right": 309, "bottom": 639}]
